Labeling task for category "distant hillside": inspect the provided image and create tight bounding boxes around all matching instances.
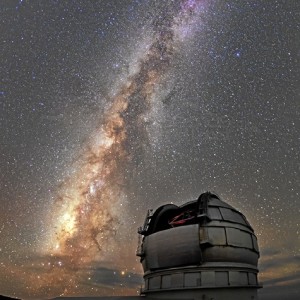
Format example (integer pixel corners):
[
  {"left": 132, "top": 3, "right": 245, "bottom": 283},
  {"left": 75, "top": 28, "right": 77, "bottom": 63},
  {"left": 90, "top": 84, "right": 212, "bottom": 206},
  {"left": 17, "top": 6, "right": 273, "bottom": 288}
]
[{"left": 0, "top": 296, "right": 20, "bottom": 300}]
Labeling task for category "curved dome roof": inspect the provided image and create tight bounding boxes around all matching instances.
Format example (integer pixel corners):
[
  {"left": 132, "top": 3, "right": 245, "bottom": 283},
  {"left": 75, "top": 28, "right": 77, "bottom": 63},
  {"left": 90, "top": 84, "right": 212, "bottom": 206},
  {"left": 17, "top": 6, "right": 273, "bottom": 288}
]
[{"left": 138, "top": 192, "right": 259, "bottom": 271}]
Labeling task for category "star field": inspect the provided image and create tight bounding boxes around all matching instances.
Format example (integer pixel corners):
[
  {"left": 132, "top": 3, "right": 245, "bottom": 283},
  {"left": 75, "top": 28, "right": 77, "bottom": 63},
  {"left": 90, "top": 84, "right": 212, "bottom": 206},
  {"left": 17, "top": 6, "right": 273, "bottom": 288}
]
[{"left": 1, "top": 1, "right": 299, "bottom": 299}]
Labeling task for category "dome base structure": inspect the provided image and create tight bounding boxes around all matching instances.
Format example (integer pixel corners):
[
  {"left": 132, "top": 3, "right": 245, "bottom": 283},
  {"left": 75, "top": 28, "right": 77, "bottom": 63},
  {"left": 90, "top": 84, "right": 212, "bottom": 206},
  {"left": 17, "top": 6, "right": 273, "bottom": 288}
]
[
  {"left": 143, "top": 287, "right": 259, "bottom": 300},
  {"left": 142, "top": 264, "right": 259, "bottom": 300},
  {"left": 137, "top": 192, "right": 262, "bottom": 300}
]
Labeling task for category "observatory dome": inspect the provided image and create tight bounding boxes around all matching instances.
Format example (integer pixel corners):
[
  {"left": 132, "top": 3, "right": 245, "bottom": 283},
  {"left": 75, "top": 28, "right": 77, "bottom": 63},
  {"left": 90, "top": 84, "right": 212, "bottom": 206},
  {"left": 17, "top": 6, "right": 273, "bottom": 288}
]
[{"left": 137, "top": 192, "right": 261, "bottom": 300}]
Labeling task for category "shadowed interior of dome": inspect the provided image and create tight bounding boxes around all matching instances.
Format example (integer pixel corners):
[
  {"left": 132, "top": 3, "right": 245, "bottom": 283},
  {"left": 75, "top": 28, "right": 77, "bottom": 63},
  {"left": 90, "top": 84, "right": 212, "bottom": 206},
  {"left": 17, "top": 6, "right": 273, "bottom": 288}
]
[{"left": 142, "top": 192, "right": 220, "bottom": 235}]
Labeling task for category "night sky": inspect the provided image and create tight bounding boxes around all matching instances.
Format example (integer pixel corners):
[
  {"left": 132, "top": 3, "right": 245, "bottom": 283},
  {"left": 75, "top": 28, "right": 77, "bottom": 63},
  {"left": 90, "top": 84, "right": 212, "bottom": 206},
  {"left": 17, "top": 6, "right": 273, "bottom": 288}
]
[{"left": 1, "top": 0, "right": 299, "bottom": 299}]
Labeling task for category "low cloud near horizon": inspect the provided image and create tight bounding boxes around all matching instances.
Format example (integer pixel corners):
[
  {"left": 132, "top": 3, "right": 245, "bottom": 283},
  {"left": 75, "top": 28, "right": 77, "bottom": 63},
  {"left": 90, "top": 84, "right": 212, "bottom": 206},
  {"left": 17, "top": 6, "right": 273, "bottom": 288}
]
[{"left": 258, "top": 247, "right": 300, "bottom": 300}]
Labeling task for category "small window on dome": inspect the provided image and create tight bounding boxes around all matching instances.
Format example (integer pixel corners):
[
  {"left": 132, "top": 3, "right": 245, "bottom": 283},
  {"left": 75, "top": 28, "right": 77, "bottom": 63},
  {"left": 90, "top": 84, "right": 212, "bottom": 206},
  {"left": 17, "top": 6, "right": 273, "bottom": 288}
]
[
  {"left": 220, "top": 208, "right": 248, "bottom": 226},
  {"left": 209, "top": 207, "right": 222, "bottom": 220}
]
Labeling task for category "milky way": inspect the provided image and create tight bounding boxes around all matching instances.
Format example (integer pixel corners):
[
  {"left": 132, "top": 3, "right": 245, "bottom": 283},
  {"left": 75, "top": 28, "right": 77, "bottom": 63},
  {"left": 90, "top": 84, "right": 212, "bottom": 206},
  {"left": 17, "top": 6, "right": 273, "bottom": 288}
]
[{"left": 40, "top": 0, "right": 209, "bottom": 294}]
